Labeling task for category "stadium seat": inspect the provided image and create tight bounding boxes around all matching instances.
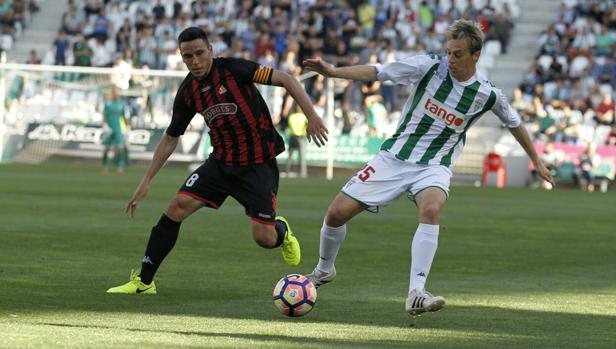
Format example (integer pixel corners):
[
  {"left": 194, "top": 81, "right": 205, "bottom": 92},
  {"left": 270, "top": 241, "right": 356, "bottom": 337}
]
[
  {"left": 589, "top": 161, "right": 614, "bottom": 193},
  {"left": 478, "top": 55, "right": 495, "bottom": 69},
  {"left": 484, "top": 41, "right": 502, "bottom": 56},
  {"left": 538, "top": 55, "right": 553, "bottom": 71},
  {"left": 594, "top": 125, "right": 612, "bottom": 145},
  {"left": 569, "top": 56, "right": 590, "bottom": 76},
  {"left": 556, "top": 162, "right": 577, "bottom": 184},
  {"left": 593, "top": 161, "right": 615, "bottom": 180},
  {"left": 599, "top": 83, "right": 613, "bottom": 96},
  {"left": 555, "top": 55, "right": 568, "bottom": 71},
  {"left": 542, "top": 82, "right": 557, "bottom": 100}
]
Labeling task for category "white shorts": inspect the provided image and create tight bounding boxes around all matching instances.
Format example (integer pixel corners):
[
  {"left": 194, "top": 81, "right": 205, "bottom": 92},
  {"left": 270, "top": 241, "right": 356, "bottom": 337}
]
[{"left": 341, "top": 151, "right": 451, "bottom": 213}]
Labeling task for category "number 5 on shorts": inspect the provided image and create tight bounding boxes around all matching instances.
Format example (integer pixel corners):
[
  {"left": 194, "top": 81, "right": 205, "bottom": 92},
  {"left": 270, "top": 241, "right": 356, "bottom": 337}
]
[{"left": 358, "top": 166, "right": 375, "bottom": 182}]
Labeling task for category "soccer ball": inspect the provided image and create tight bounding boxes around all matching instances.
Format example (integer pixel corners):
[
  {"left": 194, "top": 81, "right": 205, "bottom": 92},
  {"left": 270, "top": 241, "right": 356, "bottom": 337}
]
[{"left": 273, "top": 274, "right": 317, "bottom": 317}]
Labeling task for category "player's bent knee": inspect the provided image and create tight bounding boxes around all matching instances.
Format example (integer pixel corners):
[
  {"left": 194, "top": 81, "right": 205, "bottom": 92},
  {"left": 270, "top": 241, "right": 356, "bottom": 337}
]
[
  {"left": 165, "top": 196, "right": 199, "bottom": 221},
  {"left": 325, "top": 207, "right": 349, "bottom": 227},
  {"left": 419, "top": 204, "right": 441, "bottom": 223},
  {"left": 164, "top": 205, "right": 187, "bottom": 222}
]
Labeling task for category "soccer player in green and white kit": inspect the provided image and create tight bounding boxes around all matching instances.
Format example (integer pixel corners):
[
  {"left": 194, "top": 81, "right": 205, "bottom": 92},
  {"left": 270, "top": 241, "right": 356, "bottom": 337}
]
[
  {"left": 303, "top": 19, "right": 555, "bottom": 315},
  {"left": 101, "top": 87, "right": 128, "bottom": 175}
]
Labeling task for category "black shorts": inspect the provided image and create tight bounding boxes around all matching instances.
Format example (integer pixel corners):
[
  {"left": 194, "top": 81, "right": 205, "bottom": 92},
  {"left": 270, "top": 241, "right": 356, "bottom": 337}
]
[{"left": 178, "top": 156, "right": 279, "bottom": 225}]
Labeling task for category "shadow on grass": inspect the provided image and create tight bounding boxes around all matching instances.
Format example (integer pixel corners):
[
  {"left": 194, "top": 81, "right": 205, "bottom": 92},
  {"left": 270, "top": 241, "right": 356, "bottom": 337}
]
[
  {"left": 37, "top": 322, "right": 416, "bottom": 349},
  {"left": 6, "top": 294, "right": 615, "bottom": 345},
  {"left": 29, "top": 303, "right": 616, "bottom": 349}
]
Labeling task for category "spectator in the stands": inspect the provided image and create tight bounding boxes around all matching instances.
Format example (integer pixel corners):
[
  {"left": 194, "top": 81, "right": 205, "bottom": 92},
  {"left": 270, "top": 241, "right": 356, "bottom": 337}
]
[
  {"left": 91, "top": 37, "right": 112, "bottom": 67},
  {"left": 209, "top": 32, "right": 228, "bottom": 56},
  {"left": 490, "top": 12, "right": 515, "bottom": 54},
  {"left": 73, "top": 32, "right": 93, "bottom": 66},
  {"left": 155, "top": 16, "right": 176, "bottom": 39},
  {"left": 539, "top": 25, "right": 562, "bottom": 56},
  {"left": 594, "top": 93, "right": 615, "bottom": 125},
  {"left": 115, "top": 19, "right": 132, "bottom": 55},
  {"left": 61, "top": 5, "right": 83, "bottom": 36},
  {"left": 606, "top": 124, "right": 616, "bottom": 145},
  {"left": 46, "top": 0, "right": 522, "bottom": 135},
  {"left": 593, "top": 24, "right": 615, "bottom": 56},
  {"left": 578, "top": 142, "right": 601, "bottom": 192},
  {"left": 532, "top": 141, "right": 560, "bottom": 190},
  {"left": 137, "top": 26, "right": 157, "bottom": 68},
  {"left": 152, "top": 0, "right": 166, "bottom": 23},
  {"left": 90, "top": 8, "right": 111, "bottom": 42},
  {"left": 157, "top": 30, "right": 177, "bottom": 69},
  {"left": 52, "top": 30, "right": 69, "bottom": 65},
  {"left": 84, "top": 0, "right": 102, "bottom": 19},
  {"left": 26, "top": 49, "right": 40, "bottom": 64}
]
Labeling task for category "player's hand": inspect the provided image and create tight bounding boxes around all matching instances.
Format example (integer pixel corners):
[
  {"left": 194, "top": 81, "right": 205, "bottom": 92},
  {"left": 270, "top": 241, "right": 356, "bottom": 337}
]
[
  {"left": 125, "top": 180, "right": 150, "bottom": 218},
  {"left": 535, "top": 161, "right": 556, "bottom": 189},
  {"left": 303, "top": 58, "right": 335, "bottom": 77},
  {"left": 306, "top": 116, "right": 329, "bottom": 147}
]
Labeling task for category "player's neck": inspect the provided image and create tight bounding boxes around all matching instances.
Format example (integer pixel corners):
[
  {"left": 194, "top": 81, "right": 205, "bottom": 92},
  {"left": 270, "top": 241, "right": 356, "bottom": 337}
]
[
  {"left": 204, "top": 58, "right": 213, "bottom": 77},
  {"left": 195, "top": 58, "right": 214, "bottom": 80},
  {"left": 451, "top": 68, "right": 476, "bottom": 83}
]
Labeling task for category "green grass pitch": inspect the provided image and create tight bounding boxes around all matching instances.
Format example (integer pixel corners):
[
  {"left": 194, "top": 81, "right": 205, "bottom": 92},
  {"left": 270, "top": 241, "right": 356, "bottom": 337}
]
[{"left": 0, "top": 162, "right": 614, "bottom": 349}]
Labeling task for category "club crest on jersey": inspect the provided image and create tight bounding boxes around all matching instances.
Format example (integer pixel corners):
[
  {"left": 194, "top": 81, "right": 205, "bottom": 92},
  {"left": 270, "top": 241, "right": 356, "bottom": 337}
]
[
  {"left": 202, "top": 103, "right": 238, "bottom": 123},
  {"left": 472, "top": 99, "right": 484, "bottom": 112},
  {"left": 421, "top": 95, "right": 466, "bottom": 128},
  {"left": 218, "top": 85, "right": 227, "bottom": 95}
]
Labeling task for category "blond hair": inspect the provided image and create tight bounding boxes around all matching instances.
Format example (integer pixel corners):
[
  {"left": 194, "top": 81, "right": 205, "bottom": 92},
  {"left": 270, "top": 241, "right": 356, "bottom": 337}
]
[{"left": 447, "top": 19, "right": 484, "bottom": 53}]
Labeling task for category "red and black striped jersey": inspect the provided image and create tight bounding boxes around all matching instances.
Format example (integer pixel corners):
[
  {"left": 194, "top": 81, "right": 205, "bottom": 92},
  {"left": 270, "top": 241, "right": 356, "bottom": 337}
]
[{"left": 167, "top": 57, "right": 285, "bottom": 166}]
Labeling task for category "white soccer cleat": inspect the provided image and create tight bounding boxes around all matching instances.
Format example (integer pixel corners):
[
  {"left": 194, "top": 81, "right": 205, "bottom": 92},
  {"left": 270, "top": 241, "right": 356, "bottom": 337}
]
[
  {"left": 405, "top": 288, "right": 445, "bottom": 316},
  {"left": 306, "top": 267, "right": 336, "bottom": 288}
]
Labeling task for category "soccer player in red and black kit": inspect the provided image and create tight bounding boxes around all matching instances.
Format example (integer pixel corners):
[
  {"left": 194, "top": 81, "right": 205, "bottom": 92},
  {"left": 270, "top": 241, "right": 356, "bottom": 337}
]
[{"left": 107, "top": 27, "right": 328, "bottom": 294}]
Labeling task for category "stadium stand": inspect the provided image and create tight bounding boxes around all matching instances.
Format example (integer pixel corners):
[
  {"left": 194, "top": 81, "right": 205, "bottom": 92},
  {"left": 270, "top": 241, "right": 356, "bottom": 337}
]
[
  {"left": 0, "top": 0, "right": 40, "bottom": 55},
  {"left": 6, "top": 0, "right": 562, "bottom": 182},
  {"left": 507, "top": 0, "right": 616, "bottom": 192},
  {"left": 27, "top": 0, "right": 522, "bottom": 133}
]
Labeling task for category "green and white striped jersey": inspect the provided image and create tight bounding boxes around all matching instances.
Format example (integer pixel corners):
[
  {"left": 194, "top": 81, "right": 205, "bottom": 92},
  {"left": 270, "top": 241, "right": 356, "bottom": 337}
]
[{"left": 376, "top": 54, "right": 521, "bottom": 168}]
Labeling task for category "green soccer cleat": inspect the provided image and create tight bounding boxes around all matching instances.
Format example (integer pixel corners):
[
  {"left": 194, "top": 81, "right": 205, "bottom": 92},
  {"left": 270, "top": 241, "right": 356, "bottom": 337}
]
[
  {"left": 276, "top": 216, "right": 301, "bottom": 267},
  {"left": 106, "top": 270, "right": 157, "bottom": 295}
]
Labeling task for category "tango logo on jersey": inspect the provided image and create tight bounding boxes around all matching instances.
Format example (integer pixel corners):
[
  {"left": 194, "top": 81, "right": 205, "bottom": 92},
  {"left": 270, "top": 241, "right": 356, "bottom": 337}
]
[
  {"left": 421, "top": 96, "right": 466, "bottom": 128},
  {"left": 202, "top": 103, "right": 238, "bottom": 123}
]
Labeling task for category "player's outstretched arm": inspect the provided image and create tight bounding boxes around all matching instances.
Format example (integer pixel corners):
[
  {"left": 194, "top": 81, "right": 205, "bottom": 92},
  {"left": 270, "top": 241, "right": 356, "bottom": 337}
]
[
  {"left": 125, "top": 133, "right": 179, "bottom": 217},
  {"left": 303, "top": 57, "right": 378, "bottom": 81},
  {"left": 509, "top": 125, "right": 556, "bottom": 188},
  {"left": 271, "top": 70, "right": 329, "bottom": 147}
]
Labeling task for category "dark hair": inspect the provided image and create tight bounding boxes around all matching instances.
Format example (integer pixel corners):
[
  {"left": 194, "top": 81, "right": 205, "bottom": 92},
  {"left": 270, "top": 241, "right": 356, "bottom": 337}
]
[{"left": 178, "top": 27, "right": 210, "bottom": 45}]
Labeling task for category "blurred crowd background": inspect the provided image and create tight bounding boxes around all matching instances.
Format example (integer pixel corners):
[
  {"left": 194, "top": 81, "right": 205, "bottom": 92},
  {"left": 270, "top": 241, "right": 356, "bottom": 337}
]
[
  {"left": 23, "top": 0, "right": 520, "bottom": 136},
  {"left": 515, "top": 0, "right": 616, "bottom": 147},
  {"left": 2, "top": 0, "right": 615, "bottom": 189}
]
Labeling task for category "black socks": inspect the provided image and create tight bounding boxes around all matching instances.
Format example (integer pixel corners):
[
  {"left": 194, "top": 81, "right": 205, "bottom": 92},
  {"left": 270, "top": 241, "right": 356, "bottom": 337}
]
[
  {"left": 139, "top": 214, "right": 181, "bottom": 284},
  {"left": 274, "top": 219, "right": 287, "bottom": 248}
]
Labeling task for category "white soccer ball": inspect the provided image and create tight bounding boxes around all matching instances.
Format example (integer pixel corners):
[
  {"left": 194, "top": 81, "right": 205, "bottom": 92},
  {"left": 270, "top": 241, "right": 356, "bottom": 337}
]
[{"left": 273, "top": 274, "right": 317, "bottom": 317}]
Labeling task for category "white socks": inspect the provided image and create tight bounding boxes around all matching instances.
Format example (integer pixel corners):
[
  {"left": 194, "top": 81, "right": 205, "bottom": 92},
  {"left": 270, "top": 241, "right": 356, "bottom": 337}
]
[
  {"left": 315, "top": 222, "right": 347, "bottom": 273},
  {"left": 409, "top": 223, "right": 439, "bottom": 293}
]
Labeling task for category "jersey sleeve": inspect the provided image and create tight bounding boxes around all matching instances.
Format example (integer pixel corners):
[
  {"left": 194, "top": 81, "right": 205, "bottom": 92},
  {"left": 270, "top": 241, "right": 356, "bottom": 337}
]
[
  {"left": 226, "top": 57, "right": 273, "bottom": 85},
  {"left": 166, "top": 82, "right": 196, "bottom": 137},
  {"left": 491, "top": 88, "right": 522, "bottom": 128},
  {"left": 376, "top": 54, "right": 440, "bottom": 85}
]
